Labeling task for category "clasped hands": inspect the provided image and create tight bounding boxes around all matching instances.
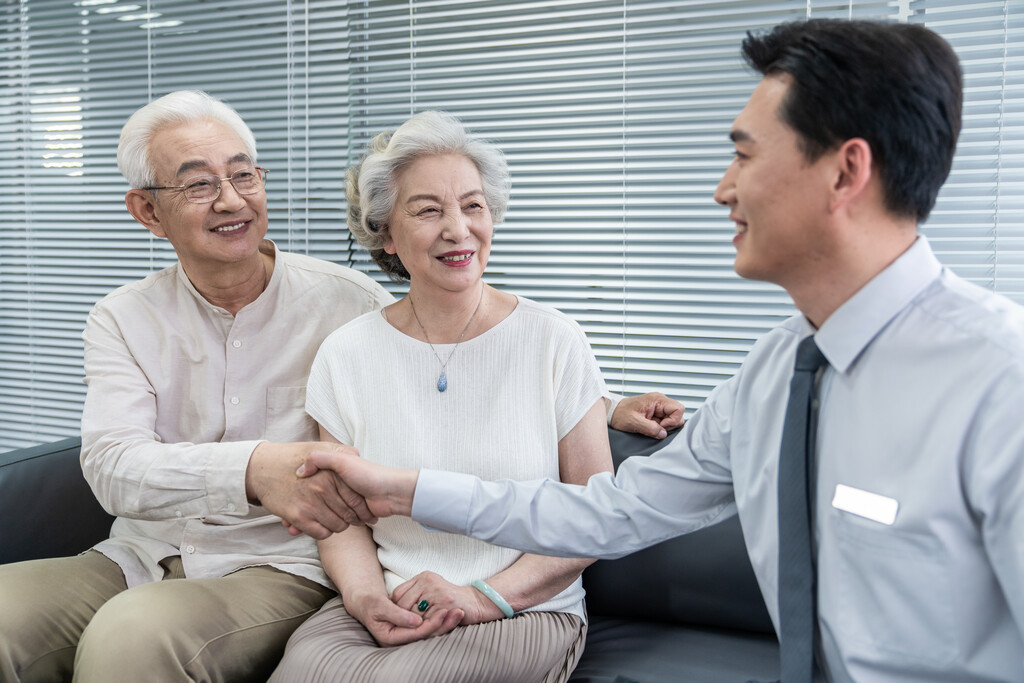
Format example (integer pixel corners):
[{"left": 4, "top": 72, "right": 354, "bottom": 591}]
[{"left": 346, "top": 571, "right": 506, "bottom": 647}]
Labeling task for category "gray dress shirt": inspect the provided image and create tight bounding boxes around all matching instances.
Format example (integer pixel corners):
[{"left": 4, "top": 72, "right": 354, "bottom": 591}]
[
  {"left": 412, "top": 237, "right": 1024, "bottom": 682},
  {"left": 81, "top": 240, "right": 392, "bottom": 588}
]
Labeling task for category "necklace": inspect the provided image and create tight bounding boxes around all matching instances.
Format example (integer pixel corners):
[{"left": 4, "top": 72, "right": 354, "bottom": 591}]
[{"left": 408, "top": 287, "right": 484, "bottom": 392}]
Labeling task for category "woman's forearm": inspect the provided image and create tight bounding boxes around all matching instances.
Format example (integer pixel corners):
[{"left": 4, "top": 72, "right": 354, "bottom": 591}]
[
  {"left": 319, "top": 525, "right": 387, "bottom": 603},
  {"left": 483, "top": 553, "right": 595, "bottom": 613},
  {"left": 316, "top": 422, "right": 390, "bottom": 602}
]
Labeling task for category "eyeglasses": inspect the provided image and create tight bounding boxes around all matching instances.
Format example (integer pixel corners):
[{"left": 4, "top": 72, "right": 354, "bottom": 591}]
[{"left": 145, "top": 166, "right": 269, "bottom": 204}]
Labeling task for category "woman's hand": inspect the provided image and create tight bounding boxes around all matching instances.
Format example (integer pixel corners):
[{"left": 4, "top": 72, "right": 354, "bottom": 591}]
[
  {"left": 345, "top": 589, "right": 464, "bottom": 647},
  {"left": 392, "top": 571, "right": 504, "bottom": 626}
]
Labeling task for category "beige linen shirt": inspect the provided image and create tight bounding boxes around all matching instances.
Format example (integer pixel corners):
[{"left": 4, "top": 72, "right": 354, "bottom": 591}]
[{"left": 80, "top": 240, "right": 392, "bottom": 588}]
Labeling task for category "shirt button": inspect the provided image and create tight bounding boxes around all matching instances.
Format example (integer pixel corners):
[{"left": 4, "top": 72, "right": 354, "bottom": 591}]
[
  {"left": 232, "top": 340, "right": 242, "bottom": 348},
  {"left": 175, "top": 510, "right": 183, "bottom": 518},
  {"left": 226, "top": 503, "right": 235, "bottom": 512},
  {"left": 185, "top": 545, "right": 195, "bottom": 554},
  {"left": 230, "top": 396, "right": 240, "bottom": 405}
]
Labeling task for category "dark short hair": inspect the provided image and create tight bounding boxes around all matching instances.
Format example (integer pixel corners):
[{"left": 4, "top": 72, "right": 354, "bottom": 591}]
[{"left": 742, "top": 19, "right": 962, "bottom": 222}]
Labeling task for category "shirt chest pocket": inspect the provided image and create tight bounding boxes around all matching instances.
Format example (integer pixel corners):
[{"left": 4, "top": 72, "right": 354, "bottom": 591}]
[
  {"left": 265, "top": 386, "right": 317, "bottom": 442},
  {"left": 831, "top": 512, "right": 958, "bottom": 666}
]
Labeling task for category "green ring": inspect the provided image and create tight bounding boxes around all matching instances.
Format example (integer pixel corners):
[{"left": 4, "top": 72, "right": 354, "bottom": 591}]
[{"left": 417, "top": 599, "right": 429, "bottom": 612}]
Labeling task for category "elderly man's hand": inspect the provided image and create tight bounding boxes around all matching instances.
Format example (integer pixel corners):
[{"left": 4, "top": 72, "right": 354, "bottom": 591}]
[
  {"left": 290, "top": 450, "right": 419, "bottom": 522},
  {"left": 245, "top": 442, "right": 377, "bottom": 540},
  {"left": 610, "top": 392, "right": 685, "bottom": 439}
]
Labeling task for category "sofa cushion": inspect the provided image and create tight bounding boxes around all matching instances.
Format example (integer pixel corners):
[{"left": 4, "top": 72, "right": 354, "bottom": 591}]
[
  {"left": 0, "top": 437, "right": 114, "bottom": 564},
  {"left": 582, "top": 428, "right": 774, "bottom": 634},
  {"left": 569, "top": 617, "right": 779, "bottom": 682}
]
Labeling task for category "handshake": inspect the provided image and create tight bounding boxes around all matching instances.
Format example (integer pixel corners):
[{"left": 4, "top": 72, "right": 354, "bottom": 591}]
[
  {"left": 245, "top": 441, "right": 418, "bottom": 540},
  {"left": 243, "top": 392, "right": 685, "bottom": 539}
]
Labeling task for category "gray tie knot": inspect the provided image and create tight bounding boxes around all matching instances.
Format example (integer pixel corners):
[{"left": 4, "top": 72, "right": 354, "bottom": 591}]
[{"left": 794, "top": 336, "right": 827, "bottom": 372}]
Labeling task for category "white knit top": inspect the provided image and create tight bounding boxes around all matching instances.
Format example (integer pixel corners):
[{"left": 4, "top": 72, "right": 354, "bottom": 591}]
[{"left": 306, "top": 296, "right": 606, "bottom": 620}]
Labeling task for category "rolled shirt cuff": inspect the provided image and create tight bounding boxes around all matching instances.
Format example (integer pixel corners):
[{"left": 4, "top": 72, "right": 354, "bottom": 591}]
[{"left": 206, "top": 440, "right": 263, "bottom": 516}]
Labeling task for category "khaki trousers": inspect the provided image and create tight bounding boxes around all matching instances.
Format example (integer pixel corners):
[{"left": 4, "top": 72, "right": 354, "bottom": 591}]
[
  {"left": 0, "top": 550, "right": 333, "bottom": 683},
  {"left": 269, "top": 596, "right": 587, "bottom": 683}
]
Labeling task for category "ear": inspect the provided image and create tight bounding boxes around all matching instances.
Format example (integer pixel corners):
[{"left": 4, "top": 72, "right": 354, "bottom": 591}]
[
  {"left": 382, "top": 232, "right": 396, "bottom": 255},
  {"left": 125, "top": 189, "right": 167, "bottom": 238},
  {"left": 829, "top": 138, "right": 873, "bottom": 214}
]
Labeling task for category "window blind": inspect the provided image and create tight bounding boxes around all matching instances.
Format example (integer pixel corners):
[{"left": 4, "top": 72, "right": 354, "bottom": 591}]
[
  {"left": 344, "top": 0, "right": 898, "bottom": 402},
  {"left": 911, "top": 0, "right": 1024, "bottom": 301},
  {"left": 0, "top": 0, "right": 356, "bottom": 450},
  {"left": 1, "top": 0, "right": 1021, "bottom": 452}
]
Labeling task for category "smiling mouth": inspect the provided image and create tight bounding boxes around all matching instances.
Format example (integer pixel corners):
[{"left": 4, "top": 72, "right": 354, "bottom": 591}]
[
  {"left": 735, "top": 223, "right": 748, "bottom": 235},
  {"left": 211, "top": 222, "right": 245, "bottom": 233},
  {"left": 439, "top": 253, "right": 472, "bottom": 263}
]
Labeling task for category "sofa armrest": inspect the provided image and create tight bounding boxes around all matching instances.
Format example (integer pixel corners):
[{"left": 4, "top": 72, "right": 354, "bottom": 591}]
[
  {"left": 0, "top": 437, "right": 114, "bottom": 564},
  {"left": 582, "top": 428, "right": 774, "bottom": 634}
]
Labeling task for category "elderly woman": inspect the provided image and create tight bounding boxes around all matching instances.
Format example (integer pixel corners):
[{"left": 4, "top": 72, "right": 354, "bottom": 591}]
[{"left": 269, "top": 110, "right": 614, "bottom": 682}]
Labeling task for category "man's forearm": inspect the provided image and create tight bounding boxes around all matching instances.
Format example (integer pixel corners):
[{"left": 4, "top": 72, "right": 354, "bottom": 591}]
[
  {"left": 411, "top": 460, "right": 735, "bottom": 560},
  {"left": 313, "top": 444, "right": 733, "bottom": 559},
  {"left": 81, "top": 432, "right": 254, "bottom": 520}
]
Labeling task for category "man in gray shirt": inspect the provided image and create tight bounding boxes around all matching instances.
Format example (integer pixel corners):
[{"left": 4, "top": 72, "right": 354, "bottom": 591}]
[{"left": 310, "top": 19, "right": 1024, "bottom": 682}]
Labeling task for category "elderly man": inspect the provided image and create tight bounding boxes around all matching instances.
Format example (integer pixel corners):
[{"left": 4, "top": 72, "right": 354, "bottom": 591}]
[
  {"left": 313, "top": 19, "right": 1024, "bottom": 683},
  {"left": 0, "top": 90, "right": 390, "bottom": 682},
  {"left": 0, "top": 90, "right": 676, "bottom": 682}
]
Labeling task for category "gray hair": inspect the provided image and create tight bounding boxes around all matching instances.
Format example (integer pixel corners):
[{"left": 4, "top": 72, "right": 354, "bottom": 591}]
[
  {"left": 347, "top": 110, "right": 511, "bottom": 281},
  {"left": 117, "top": 90, "right": 257, "bottom": 189}
]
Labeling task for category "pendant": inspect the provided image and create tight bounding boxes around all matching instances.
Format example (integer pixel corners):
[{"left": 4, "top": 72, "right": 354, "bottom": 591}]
[{"left": 437, "top": 370, "right": 448, "bottom": 392}]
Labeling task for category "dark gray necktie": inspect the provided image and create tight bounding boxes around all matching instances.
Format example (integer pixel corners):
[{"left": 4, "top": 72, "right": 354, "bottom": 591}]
[{"left": 777, "top": 335, "right": 828, "bottom": 683}]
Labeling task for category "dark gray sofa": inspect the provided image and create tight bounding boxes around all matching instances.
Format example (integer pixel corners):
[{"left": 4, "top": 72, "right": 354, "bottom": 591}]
[
  {"left": 571, "top": 428, "right": 778, "bottom": 681},
  {"left": 0, "top": 430, "right": 778, "bottom": 681},
  {"left": 0, "top": 437, "right": 114, "bottom": 565}
]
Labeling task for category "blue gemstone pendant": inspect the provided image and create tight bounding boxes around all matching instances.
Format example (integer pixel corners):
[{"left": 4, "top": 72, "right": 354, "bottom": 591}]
[{"left": 437, "top": 370, "right": 448, "bottom": 392}]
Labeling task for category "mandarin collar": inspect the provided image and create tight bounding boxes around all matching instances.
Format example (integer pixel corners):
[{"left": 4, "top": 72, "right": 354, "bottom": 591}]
[{"left": 174, "top": 239, "right": 280, "bottom": 315}]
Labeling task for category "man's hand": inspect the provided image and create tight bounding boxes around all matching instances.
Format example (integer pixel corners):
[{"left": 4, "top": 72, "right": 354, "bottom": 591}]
[
  {"left": 245, "top": 441, "right": 377, "bottom": 540},
  {"left": 610, "top": 392, "right": 685, "bottom": 439},
  {"left": 293, "top": 451, "right": 419, "bottom": 520}
]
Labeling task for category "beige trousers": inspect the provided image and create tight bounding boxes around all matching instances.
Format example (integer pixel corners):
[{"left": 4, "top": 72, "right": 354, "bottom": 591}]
[
  {"left": 269, "top": 596, "right": 587, "bottom": 683},
  {"left": 0, "top": 550, "right": 333, "bottom": 683}
]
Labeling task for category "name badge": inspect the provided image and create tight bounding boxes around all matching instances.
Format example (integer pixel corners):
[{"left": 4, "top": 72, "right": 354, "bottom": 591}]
[{"left": 831, "top": 484, "right": 898, "bottom": 526}]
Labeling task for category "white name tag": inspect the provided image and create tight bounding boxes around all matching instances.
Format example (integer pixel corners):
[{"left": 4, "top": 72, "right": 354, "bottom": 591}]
[{"left": 831, "top": 484, "right": 899, "bottom": 526}]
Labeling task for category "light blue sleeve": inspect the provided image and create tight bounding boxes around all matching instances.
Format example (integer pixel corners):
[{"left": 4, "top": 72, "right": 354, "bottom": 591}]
[
  {"left": 964, "top": 368, "right": 1024, "bottom": 636},
  {"left": 411, "top": 374, "right": 741, "bottom": 559}
]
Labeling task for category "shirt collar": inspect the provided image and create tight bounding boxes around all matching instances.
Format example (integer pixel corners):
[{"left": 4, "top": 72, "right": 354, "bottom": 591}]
[
  {"left": 813, "top": 236, "right": 942, "bottom": 374},
  {"left": 175, "top": 238, "right": 280, "bottom": 314}
]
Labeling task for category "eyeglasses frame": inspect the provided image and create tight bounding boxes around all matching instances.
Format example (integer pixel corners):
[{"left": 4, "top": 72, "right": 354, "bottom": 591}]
[{"left": 143, "top": 166, "right": 269, "bottom": 204}]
